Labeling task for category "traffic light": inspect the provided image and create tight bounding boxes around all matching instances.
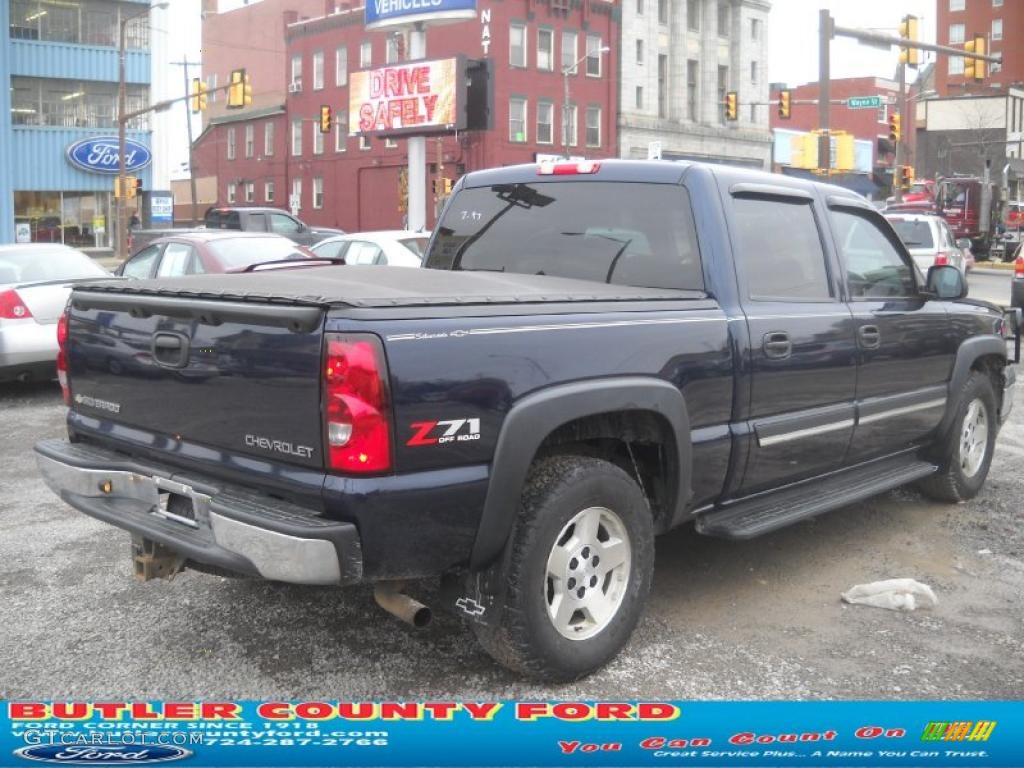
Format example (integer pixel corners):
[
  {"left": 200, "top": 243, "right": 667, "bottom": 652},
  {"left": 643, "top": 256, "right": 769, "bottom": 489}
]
[
  {"left": 190, "top": 78, "right": 208, "bottom": 113},
  {"left": 442, "top": 177, "right": 453, "bottom": 196},
  {"left": 725, "top": 91, "right": 738, "bottom": 121},
  {"left": 898, "top": 15, "right": 919, "bottom": 68},
  {"left": 964, "top": 35, "right": 987, "bottom": 82},
  {"left": 227, "top": 68, "right": 246, "bottom": 109},
  {"left": 888, "top": 112, "right": 901, "bottom": 142},
  {"left": 777, "top": 90, "right": 791, "bottom": 120},
  {"left": 319, "top": 105, "right": 332, "bottom": 134},
  {"left": 134, "top": 177, "right": 143, "bottom": 196},
  {"left": 900, "top": 165, "right": 914, "bottom": 191}
]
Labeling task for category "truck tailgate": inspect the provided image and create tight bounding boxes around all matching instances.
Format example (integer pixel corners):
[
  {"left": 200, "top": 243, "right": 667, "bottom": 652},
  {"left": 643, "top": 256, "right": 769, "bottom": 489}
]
[{"left": 67, "top": 290, "right": 326, "bottom": 470}]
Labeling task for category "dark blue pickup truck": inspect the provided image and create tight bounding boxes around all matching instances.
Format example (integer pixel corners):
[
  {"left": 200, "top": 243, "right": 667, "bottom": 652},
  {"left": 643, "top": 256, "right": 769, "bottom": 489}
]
[{"left": 36, "top": 160, "right": 1020, "bottom": 680}]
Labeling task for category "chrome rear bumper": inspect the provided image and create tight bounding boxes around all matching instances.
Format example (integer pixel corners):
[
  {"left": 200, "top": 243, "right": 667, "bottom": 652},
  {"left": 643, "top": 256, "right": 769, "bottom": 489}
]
[{"left": 35, "top": 439, "right": 361, "bottom": 585}]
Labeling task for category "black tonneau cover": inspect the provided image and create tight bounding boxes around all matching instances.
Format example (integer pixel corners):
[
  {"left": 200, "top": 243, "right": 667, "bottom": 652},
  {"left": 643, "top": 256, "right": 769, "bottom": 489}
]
[{"left": 72, "top": 265, "right": 702, "bottom": 309}]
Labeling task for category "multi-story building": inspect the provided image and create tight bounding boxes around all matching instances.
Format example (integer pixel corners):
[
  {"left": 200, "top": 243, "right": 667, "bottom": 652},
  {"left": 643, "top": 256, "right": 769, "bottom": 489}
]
[
  {"left": 935, "top": 0, "right": 1024, "bottom": 98},
  {"left": 192, "top": 1, "right": 619, "bottom": 231},
  {"left": 2, "top": 0, "right": 156, "bottom": 248},
  {"left": 617, "top": 0, "right": 771, "bottom": 168}
]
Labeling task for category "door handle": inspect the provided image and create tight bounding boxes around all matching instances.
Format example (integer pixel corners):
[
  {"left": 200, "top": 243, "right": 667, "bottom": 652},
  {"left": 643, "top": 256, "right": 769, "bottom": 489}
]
[
  {"left": 151, "top": 332, "right": 190, "bottom": 368},
  {"left": 858, "top": 324, "right": 881, "bottom": 350},
  {"left": 763, "top": 331, "right": 792, "bottom": 359}
]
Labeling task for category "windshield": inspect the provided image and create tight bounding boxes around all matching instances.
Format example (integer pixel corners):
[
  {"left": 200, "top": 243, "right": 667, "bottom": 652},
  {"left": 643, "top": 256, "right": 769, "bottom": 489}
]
[
  {"left": 0, "top": 249, "right": 109, "bottom": 284},
  {"left": 888, "top": 219, "right": 934, "bottom": 248},
  {"left": 206, "top": 237, "right": 308, "bottom": 268},
  {"left": 424, "top": 181, "right": 703, "bottom": 290},
  {"left": 399, "top": 237, "right": 429, "bottom": 259}
]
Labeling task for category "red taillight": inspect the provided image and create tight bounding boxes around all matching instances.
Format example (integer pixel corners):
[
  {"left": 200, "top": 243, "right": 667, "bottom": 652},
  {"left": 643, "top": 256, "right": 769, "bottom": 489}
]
[
  {"left": 1015, "top": 255, "right": 1024, "bottom": 279},
  {"left": 0, "top": 289, "right": 32, "bottom": 319},
  {"left": 537, "top": 161, "right": 601, "bottom": 176},
  {"left": 323, "top": 334, "right": 391, "bottom": 473},
  {"left": 933, "top": 252, "right": 949, "bottom": 266},
  {"left": 56, "top": 307, "right": 70, "bottom": 405}
]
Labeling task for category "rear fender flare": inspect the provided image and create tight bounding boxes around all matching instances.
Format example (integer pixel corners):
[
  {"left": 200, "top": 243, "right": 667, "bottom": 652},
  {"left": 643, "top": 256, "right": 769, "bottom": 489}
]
[{"left": 468, "top": 377, "right": 691, "bottom": 571}]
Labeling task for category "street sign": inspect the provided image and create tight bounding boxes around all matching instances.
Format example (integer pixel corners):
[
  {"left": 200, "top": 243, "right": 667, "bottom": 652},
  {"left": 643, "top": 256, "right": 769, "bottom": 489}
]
[{"left": 846, "top": 96, "right": 882, "bottom": 109}]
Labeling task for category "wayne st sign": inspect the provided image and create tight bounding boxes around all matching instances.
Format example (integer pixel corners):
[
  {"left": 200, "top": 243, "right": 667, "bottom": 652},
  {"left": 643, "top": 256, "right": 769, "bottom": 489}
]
[{"left": 65, "top": 137, "right": 151, "bottom": 175}]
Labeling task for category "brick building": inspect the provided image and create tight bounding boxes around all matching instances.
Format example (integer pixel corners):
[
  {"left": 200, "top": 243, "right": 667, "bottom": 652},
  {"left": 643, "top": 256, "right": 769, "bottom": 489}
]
[
  {"left": 935, "top": 0, "right": 1024, "bottom": 98},
  {"left": 192, "top": 1, "right": 619, "bottom": 232}
]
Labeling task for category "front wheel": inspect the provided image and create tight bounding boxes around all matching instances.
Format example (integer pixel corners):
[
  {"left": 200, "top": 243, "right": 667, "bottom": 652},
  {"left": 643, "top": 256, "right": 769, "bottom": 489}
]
[
  {"left": 919, "top": 371, "right": 998, "bottom": 502},
  {"left": 472, "top": 455, "right": 654, "bottom": 681}
]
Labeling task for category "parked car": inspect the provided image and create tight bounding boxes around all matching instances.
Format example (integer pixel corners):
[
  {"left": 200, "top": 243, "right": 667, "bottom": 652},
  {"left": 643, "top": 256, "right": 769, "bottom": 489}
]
[
  {"left": 117, "top": 232, "right": 316, "bottom": 278},
  {"left": 36, "top": 160, "right": 1019, "bottom": 681},
  {"left": 0, "top": 244, "right": 110, "bottom": 383},
  {"left": 311, "top": 230, "right": 429, "bottom": 267},
  {"left": 885, "top": 212, "right": 968, "bottom": 278}
]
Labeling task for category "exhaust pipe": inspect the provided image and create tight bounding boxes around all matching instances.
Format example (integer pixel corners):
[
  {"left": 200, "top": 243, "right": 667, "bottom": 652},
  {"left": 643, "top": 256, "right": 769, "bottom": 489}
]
[{"left": 374, "top": 582, "right": 432, "bottom": 628}]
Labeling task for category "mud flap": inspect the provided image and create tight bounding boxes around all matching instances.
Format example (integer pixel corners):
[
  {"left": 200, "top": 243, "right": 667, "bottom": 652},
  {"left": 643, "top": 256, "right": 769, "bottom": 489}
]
[
  {"left": 439, "top": 568, "right": 506, "bottom": 627},
  {"left": 132, "top": 536, "right": 185, "bottom": 582}
]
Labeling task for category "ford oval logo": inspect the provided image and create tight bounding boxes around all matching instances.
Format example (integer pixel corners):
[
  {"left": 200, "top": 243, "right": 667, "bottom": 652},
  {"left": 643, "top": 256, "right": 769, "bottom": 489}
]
[
  {"left": 13, "top": 745, "right": 191, "bottom": 765},
  {"left": 66, "top": 137, "right": 151, "bottom": 175}
]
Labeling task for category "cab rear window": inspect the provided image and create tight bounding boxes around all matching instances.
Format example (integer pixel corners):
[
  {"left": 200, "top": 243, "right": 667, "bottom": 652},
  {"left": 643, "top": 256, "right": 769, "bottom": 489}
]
[{"left": 425, "top": 182, "right": 703, "bottom": 291}]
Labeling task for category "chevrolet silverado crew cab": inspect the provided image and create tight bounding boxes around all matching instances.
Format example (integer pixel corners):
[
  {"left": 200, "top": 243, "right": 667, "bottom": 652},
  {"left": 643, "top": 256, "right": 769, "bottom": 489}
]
[{"left": 36, "top": 160, "right": 1020, "bottom": 681}]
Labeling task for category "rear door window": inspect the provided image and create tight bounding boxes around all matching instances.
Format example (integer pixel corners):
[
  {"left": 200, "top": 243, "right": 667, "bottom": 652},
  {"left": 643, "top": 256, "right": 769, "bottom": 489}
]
[
  {"left": 156, "top": 243, "right": 196, "bottom": 277},
  {"left": 346, "top": 241, "right": 384, "bottom": 265},
  {"left": 731, "top": 196, "right": 831, "bottom": 300},
  {"left": 312, "top": 240, "right": 348, "bottom": 259},
  {"left": 425, "top": 181, "right": 703, "bottom": 291}
]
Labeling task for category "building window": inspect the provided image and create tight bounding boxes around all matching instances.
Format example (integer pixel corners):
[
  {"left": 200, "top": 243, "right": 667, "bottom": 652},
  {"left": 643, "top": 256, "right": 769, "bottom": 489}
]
[
  {"left": 751, "top": 61, "right": 758, "bottom": 84},
  {"left": 245, "top": 124, "right": 254, "bottom": 158},
  {"left": 659, "top": 0, "right": 669, "bottom": 25},
  {"left": 226, "top": 127, "right": 236, "bottom": 160},
  {"left": 336, "top": 116, "right": 347, "bottom": 152},
  {"left": 636, "top": 39, "right": 644, "bottom": 65},
  {"left": 637, "top": 0, "right": 643, "bottom": 12},
  {"left": 313, "top": 177, "right": 324, "bottom": 209},
  {"left": 227, "top": 183, "right": 236, "bottom": 204},
  {"left": 585, "top": 105, "right": 601, "bottom": 147},
  {"left": 10, "top": 1, "right": 151, "bottom": 49},
  {"left": 510, "top": 23, "right": 527, "bottom": 68},
  {"left": 562, "top": 103, "right": 577, "bottom": 147},
  {"left": 993, "top": 0, "right": 1003, "bottom": 6},
  {"left": 291, "top": 178, "right": 302, "bottom": 210},
  {"left": 687, "top": 60, "right": 699, "bottom": 120},
  {"left": 586, "top": 35, "right": 603, "bottom": 77},
  {"left": 264, "top": 121, "right": 275, "bottom": 156},
  {"left": 562, "top": 30, "right": 578, "bottom": 73},
  {"left": 537, "top": 28, "right": 554, "bottom": 71},
  {"left": 291, "top": 118, "right": 302, "bottom": 156},
  {"left": 290, "top": 55, "right": 302, "bottom": 90},
  {"left": 9, "top": 76, "right": 150, "bottom": 129},
  {"left": 992, "top": 19, "right": 1002, "bottom": 41},
  {"left": 751, "top": 18, "right": 761, "bottom": 40},
  {"left": 948, "top": 23, "right": 965, "bottom": 44},
  {"left": 949, "top": 56, "right": 965, "bottom": 75},
  {"left": 360, "top": 41, "right": 372, "bottom": 68},
  {"left": 949, "top": 0, "right": 964, "bottom": 10},
  {"left": 207, "top": 73, "right": 217, "bottom": 103},
  {"left": 877, "top": 104, "right": 888, "bottom": 124},
  {"left": 658, "top": 54, "right": 668, "bottom": 118},
  {"left": 359, "top": 135, "right": 371, "bottom": 150},
  {"left": 635, "top": 85, "right": 644, "bottom": 110},
  {"left": 313, "top": 122, "right": 324, "bottom": 155},
  {"left": 509, "top": 97, "right": 527, "bottom": 142},
  {"left": 717, "top": 65, "right": 729, "bottom": 125},
  {"left": 245, "top": 182, "right": 254, "bottom": 203},
  {"left": 312, "top": 50, "right": 324, "bottom": 90},
  {"left": 336, "top": 46, "right": 348, "bottom": 86},
  {"left": 718, "top": 2, "right": 730, "bottom": 36},
  {"left": 537, "top": 101, "right": 554, "bottom": 144},
  {"left": 265, "top": 181, "right": 275, "bottom": 203},
  {"left": 686, "top": 0, "right": 697, "bottom": 30},
  {"left": 385, "top": 137, "right": 398, "bottom": 148},
  {"left": 386, "top": 34, "right": 402, "bottom": 64}
]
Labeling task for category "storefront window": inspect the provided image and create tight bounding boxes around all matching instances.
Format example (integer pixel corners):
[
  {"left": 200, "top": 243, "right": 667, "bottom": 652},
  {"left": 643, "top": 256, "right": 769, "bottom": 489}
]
[
  {"left": 14, "top": 191, "right": 117, "bottom": 250},
  {"left": 11, "top": 77, "right": 148, "bottom": 129},
  {"left": 9, "top": 1, "right": 150, "bottom": 50}
]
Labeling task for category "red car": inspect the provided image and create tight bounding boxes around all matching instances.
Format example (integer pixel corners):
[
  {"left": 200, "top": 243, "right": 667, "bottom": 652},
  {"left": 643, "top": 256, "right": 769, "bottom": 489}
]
[{"left": 116, "top": 232, "right": 317, "bottom": 278}]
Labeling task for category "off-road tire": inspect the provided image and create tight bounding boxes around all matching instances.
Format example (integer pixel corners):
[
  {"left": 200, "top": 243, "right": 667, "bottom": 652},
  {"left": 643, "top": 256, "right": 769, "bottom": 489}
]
[
  {"left": 472, "top": 455, "right": 654, "bottom": 681},
  {"left": 919, "top": 371, "right": 998, "bottom": 502}
]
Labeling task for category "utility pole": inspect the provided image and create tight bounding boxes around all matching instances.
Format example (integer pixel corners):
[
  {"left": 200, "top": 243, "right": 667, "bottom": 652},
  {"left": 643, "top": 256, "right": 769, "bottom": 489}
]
[
  {"left": 407, "top": 23, "right": 427, "bottom": 232},
  {"left": 170, "top": 57, "right": 202, "bottom": 226},
  {"left": 817, "top": 9, "right": 832, "bottom": 175},
  {"left": 893, "top": 61, "right": 906, "bottom": 203}
]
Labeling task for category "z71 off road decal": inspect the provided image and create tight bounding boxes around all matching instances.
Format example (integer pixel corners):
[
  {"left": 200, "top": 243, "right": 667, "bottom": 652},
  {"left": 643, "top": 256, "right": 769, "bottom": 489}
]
[{"left": 406, "top": 419, "right": 481, "bottom": 446}]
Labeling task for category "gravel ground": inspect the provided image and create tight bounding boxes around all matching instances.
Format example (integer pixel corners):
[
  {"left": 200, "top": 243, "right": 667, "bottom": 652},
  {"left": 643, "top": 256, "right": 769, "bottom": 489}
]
[{"left": 1, "top": 380, "right": 1022, "bottom": 699}]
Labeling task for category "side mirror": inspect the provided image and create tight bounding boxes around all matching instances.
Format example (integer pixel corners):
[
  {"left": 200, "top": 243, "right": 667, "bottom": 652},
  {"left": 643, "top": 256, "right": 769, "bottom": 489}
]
[
  {"left": 956, "top": 238, "right": 972, "bottom": 250},
  {"left": 926, "top": 264, "right": 967, "bottom": 299}
]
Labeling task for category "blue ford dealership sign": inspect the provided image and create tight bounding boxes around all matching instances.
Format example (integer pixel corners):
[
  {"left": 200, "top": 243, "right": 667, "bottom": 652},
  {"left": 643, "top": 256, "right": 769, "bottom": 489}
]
[
  {"left": 365, "top": 0, "right": 476, "bottom": 29},
  {"left": 66, "top": 136, "right": 152, "bottom": 175}
]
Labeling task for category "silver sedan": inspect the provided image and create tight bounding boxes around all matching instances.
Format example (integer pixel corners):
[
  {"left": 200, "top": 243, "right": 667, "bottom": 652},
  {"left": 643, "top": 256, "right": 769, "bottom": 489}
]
[{"left": 0, "top": 244, "right": 111, "bottom": 383}]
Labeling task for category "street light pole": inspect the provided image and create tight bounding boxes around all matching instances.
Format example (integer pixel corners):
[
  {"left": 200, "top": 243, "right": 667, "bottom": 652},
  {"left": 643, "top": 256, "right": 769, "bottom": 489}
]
[{"left": 562, "top": 43, "right": 609, "bottom": 160}]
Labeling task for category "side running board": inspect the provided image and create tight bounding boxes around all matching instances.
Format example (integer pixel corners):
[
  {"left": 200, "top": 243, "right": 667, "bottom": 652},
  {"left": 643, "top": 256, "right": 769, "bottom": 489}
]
[{"left": 695, "top": 456, "right": 937, "bottom": 540}]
